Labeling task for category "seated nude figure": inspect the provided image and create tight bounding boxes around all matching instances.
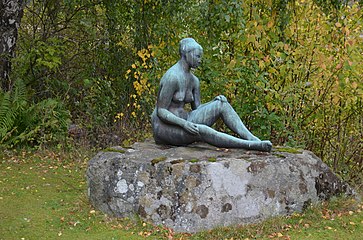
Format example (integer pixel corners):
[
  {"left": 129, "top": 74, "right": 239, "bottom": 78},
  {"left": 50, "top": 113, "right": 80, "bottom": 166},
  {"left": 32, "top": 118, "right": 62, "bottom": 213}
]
[{"left": 151, "top": 38, "right": 272, "bottom": 152}]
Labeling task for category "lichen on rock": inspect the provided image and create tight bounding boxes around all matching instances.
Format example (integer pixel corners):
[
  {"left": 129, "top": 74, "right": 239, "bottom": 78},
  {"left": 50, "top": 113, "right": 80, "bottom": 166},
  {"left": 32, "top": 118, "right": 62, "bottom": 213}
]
[{"left": 87, "top": 139, "right": 356, "bottom": 233}]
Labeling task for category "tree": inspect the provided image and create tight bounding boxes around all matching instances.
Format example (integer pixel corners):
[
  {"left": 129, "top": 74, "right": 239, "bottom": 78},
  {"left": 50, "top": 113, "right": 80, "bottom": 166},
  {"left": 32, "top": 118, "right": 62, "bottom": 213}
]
[{"left": 0, "top": 0, "right": 25, "bottom": 91}]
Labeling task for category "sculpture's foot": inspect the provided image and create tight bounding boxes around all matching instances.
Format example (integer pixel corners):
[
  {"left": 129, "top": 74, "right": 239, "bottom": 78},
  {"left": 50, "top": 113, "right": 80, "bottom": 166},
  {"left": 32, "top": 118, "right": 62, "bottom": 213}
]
[
  {"left": 259, "top": 140, "right": 272, "bottom": 152},
  {"left": 248, "top": 140, "right": 272, "bottom": 152}
]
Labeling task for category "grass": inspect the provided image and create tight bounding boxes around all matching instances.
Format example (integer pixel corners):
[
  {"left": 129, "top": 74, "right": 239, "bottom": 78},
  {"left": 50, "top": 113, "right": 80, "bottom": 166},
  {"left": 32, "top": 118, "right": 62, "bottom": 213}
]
[{"left": 0, "top": 148, "right": 362, "bottom": 240}]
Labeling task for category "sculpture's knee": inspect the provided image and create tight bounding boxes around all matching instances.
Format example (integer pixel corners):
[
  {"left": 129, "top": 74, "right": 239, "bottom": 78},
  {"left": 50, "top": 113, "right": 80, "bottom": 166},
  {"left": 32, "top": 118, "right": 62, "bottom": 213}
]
[
  {"left": 214, "top": 95, "right": 228, "bottom": 103},
  {"left": 214, "top": 95, "right": 231, "bottom": 113}
]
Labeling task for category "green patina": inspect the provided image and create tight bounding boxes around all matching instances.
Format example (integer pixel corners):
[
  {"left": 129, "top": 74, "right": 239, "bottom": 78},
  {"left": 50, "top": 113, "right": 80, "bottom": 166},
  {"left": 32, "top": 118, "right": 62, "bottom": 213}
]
[
  {"left": 102, "top": 148, "right": 126, "bottom": 154},
  {"left": 274, "top": 147, "right": 302, "bottom": 154},
  {"left": 273, "top": 153, "right": 287, "bottom": 158},
  {"left": 170, "top": 159, "right": 185, "bottom": 164},
  {"left": 189, "top": 158, "right": 199, "bottom": 163},
  {"left": 151, "top": 156, "right": 167, "bottom": 165}
]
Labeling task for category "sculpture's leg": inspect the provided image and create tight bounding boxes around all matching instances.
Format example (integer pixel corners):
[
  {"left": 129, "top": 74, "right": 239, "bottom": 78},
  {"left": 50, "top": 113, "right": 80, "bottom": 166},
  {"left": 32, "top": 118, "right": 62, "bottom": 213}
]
[
  {"left": 152, "top": 113, "right": 198, "bottom": 146},
  {"left": 197, "top": 125, "right": 272, "bottom": 152},
  {"left": 189, "top": 97, "right": 260, "bottom": 141}
]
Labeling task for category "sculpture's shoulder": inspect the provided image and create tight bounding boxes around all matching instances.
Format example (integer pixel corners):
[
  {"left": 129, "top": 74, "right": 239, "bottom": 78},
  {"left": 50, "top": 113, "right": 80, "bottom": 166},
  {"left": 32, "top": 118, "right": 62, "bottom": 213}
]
[
  {"left": 191, "top": 73, "right": 200, "bottom": 87},
  {"left": 160, "top": 64, "right": 183, "bottom": 87},
  {"left": 160, "top": 64, "right": 181, "bottom": 85}
]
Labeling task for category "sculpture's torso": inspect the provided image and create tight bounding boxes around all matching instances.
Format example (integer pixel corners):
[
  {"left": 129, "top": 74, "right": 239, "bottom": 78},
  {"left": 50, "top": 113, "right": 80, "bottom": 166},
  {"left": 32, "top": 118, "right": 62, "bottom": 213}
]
[{"left": 156, "top": 64, "right": 197, "bottom": 120}]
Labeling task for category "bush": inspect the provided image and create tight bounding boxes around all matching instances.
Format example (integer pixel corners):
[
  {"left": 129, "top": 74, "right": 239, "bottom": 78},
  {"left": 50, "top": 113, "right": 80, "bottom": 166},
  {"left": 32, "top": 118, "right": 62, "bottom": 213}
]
[{"left": 0, "top": 80, "right": 70, "bottom": 148}]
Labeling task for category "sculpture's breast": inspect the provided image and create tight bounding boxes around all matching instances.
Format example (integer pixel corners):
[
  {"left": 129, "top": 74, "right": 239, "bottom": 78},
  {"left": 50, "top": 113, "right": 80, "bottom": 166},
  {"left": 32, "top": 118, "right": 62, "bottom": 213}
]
[
  {"left": 173, "top": 89, "right": 194, "bottom": 103},
  {"left": 173, "top": 91, "right": 184, "bottom": 103}
]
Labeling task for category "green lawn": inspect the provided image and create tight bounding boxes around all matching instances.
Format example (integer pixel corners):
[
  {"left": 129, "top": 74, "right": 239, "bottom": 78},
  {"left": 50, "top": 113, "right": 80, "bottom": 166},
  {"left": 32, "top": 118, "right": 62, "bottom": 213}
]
[{"left": 0, "top": 149, "right": 362, "bottom": 239}]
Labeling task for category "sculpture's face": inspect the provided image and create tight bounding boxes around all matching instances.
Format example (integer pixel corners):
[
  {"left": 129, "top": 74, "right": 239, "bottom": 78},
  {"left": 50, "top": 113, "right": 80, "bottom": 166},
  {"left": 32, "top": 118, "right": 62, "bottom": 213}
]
[{"left": 186, "top": 48, "right": 203, "bottom": 69}]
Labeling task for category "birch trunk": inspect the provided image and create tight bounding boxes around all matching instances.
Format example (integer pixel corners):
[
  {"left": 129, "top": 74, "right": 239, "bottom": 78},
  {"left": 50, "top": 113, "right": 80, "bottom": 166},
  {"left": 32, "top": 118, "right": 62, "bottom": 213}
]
[{"left": 0, "top": 0, "right": 24, "bottom": 91}]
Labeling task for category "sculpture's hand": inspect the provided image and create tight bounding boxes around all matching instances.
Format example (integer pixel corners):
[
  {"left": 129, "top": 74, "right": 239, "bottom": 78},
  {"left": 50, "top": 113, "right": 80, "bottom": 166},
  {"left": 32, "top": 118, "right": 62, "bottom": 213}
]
[
  {"left": 214, "top": 95, "right": 228, "bottom": 102},
  {"left": 183, "top": 121, "right": 199, "bottom": 135}
]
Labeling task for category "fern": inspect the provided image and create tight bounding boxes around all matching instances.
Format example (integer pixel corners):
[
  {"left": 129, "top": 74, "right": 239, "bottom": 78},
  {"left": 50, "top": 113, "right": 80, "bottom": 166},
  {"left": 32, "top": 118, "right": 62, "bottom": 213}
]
[
  {"left": 11, "top": 98, "right": 70, "bottom": 146},
  {"left": 0, "top": 80, "right": 28, "bottom": 140},
  {"left": 4, "top": 80, "right": 28, "bottom": 141},
  {"left": 12, "top": 79, "right": 27, "bottom": 110},
  {"left": 0, "top": 79, "right": 70, "bottom": 147},
  {"left": 0, "top": 92, "right": 19, "bottom": 141}
]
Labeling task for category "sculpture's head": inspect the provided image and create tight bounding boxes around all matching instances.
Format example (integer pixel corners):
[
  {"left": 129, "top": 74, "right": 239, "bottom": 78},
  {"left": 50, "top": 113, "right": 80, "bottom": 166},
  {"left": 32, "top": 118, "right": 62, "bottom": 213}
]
[{"left": 179, "top": 38, "right": 203, "bottom": 69}]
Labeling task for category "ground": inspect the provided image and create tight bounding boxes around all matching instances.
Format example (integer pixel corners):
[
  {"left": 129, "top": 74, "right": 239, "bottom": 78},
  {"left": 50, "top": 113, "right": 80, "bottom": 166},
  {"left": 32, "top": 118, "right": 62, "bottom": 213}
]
[{"left": 0, "top": 149, "right": 362, "bottom": 239}]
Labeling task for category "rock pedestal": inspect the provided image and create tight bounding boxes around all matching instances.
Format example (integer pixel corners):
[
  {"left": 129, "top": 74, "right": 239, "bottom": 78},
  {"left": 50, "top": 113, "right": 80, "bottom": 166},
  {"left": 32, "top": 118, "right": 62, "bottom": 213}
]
[{"left": 86, "top": 139, "right": 354, "bottom": 233}]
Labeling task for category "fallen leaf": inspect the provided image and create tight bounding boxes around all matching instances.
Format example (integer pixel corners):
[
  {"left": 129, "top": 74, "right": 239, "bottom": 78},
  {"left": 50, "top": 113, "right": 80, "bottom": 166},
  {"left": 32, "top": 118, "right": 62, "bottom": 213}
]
[
  {"left": 349, "top": 222, "right": 355, "bottom": 225},
  {"left": 277, "top": 232, "right": 283, "bottom": 237}
]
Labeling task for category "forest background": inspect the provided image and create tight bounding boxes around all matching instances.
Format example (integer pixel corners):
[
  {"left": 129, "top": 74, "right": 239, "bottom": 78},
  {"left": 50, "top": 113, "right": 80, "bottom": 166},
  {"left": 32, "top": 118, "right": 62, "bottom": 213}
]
[{"left": 0, "top": 0, "right": 362, "bottom": 190}]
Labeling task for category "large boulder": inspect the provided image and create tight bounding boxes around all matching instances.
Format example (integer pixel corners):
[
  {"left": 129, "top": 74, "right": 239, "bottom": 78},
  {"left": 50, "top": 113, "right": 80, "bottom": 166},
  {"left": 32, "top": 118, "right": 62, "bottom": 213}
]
[{"left": 86, "top": 139, "right": 355, "bottom": 233}]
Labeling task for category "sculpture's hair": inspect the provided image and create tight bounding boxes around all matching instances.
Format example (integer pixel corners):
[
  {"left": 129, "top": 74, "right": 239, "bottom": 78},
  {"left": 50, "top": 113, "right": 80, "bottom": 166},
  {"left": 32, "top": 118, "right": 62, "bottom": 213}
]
[{"left": 179, "top": 38, "right": 203, "bottom": 57}]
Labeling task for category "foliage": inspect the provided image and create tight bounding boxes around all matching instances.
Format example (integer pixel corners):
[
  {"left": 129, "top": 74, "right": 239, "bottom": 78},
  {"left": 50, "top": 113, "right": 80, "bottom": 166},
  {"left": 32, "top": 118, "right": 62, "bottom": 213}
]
[
  {"left": 0, "top": 79, "right": 70, "bottom": 147},
  {"left": 8, "top": 0, "right": 363, "bottom": 186},
  {"left": 194, "top": 0, "right": 362, "bottom": 186},
  {"left": 0, "top": 80, "right": 27, "bottom": 142}
]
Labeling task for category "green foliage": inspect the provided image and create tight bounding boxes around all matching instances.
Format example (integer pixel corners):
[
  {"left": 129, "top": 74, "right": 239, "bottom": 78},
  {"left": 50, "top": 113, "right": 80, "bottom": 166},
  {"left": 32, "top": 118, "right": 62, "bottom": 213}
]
[
  {"left": 0, "top": 80, "right": 70, "bottom": 147},
  {"left": 0, "top": 80, "right": 27, "bottom": 141},
  {"left": 8, "top": 0, "right": 362, "bottom": 186},
  {"left": 14, "top": 98, "right": 71, "bottom": 147}
]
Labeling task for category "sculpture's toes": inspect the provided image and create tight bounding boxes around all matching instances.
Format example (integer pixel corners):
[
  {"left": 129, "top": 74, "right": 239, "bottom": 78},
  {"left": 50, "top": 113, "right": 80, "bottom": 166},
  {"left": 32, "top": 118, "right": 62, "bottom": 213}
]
[{"left": 261, "top": 140, "right": 272, "bottom": 152}]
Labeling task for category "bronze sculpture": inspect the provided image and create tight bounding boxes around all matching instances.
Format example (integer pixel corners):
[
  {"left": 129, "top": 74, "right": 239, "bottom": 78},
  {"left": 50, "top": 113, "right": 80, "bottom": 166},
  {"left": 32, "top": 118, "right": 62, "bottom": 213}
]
[{"left": 151, "top": 38, "right": 272, "bottom": 152}]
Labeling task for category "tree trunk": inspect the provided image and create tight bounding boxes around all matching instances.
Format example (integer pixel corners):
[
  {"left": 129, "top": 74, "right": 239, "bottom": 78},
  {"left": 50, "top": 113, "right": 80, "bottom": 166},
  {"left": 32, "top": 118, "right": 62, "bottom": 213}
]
[{"left": 0, "top": 0, "right": 25, "bottom": 91}]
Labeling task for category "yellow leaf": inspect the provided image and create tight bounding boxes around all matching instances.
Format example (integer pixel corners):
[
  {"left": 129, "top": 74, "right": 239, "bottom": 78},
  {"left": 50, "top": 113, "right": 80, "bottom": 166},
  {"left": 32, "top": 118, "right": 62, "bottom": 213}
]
[
  {"left": 349, "top": 222, "right": 355, "bottom": 225},
  {"left": 277, "top": 232, "right": 283, "bottom": 237},
  {"left": 227, "top": 59, "right": 236, "bottom": 69}
]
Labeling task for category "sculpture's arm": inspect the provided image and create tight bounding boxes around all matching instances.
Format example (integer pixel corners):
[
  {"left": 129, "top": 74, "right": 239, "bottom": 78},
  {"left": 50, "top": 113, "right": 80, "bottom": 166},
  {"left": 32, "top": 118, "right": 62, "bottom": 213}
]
[
  {"left": 191, "top": 76, "right": 201, "bottom": 110},
  {"left": 157, "top": 77, "right": 199, "bottom": 135}
]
